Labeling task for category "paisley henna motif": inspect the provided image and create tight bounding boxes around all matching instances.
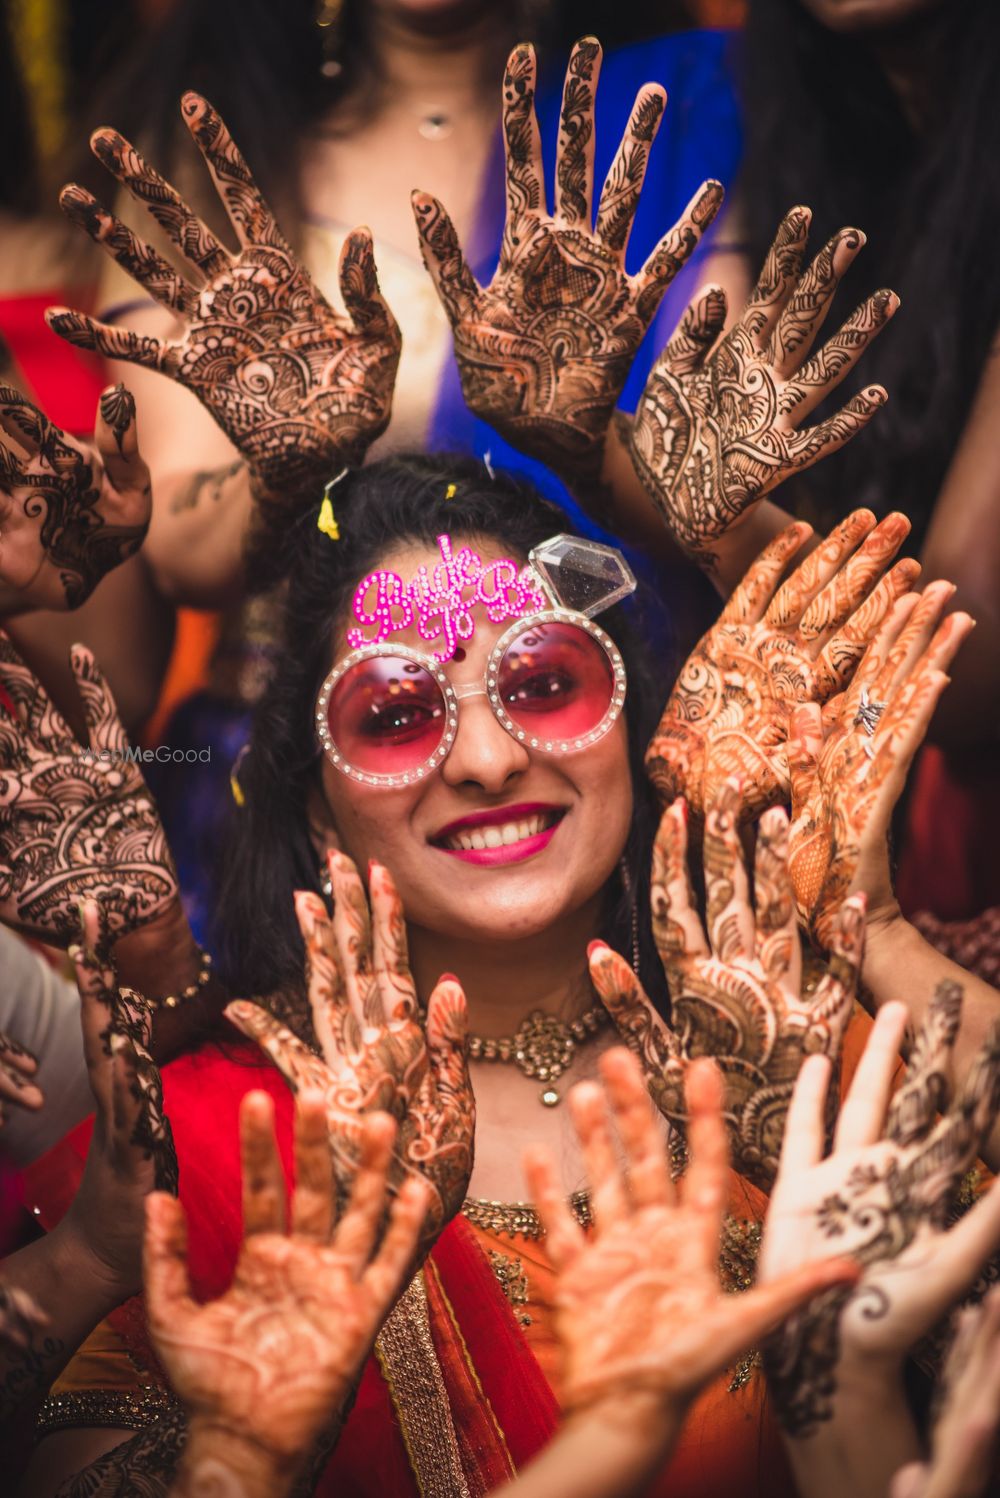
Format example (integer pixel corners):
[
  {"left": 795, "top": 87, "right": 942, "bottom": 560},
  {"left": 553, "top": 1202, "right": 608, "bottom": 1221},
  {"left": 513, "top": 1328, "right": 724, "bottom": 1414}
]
[{"left": 413, "top": 39, "right": 722, "bottom": 484}]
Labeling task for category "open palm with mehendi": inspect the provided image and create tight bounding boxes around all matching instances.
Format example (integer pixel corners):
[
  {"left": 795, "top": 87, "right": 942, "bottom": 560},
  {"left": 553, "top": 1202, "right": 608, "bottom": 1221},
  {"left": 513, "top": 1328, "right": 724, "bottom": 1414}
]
[
  {"left": 589, "top": 780, "right": 866, "bottom": 1192},
  {"left": 0, "top": 383, "right": 150, "bottom": 611},
  {"left": 145, "top": 1093, "right": 429, "bottom": 1494},
  {"left": 629, "top": 207, "right": 896, "bottom": 569},
  {"left": 644, "top": 509, "right": 921, "bottom": 822},
  {"left": 760, "top": 994, "right": 1000, "bottom": 1438},
  {"left": 225, "top": 852, "right": 474, "bottom": 1260},
  {"left": 412, "top": 37, "right": 723, "bottom": 485},
  {"left": 48, "top": 93, "right": 401, "bottom": 506},
  {"left": 0, "top": 638, "right": 177, "bottom": 944}
]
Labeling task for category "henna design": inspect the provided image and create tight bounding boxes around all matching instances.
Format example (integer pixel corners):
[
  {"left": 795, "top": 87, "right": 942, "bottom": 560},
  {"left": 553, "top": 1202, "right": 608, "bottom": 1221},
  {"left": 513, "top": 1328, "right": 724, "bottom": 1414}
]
[
  {"left": 590, "top": 783, "right": 865, "bottom": 1191},
  {"left": 788, "top": 585, "right": 973, "bottom": 954},
  {"left": 168, "top": 459, "right": 245, "bottom": 516},
  {"left": 50, "top": 95, "right": 401, "bottom": 506},
  {"left": 645, "top": 512, "right": 921, "bottom": 822},
  {"left": 0, "top": 639, "right": 177, "bottom": 944},
  {"left": 629, "top": 209, "right": 897, "bottom": 570},
  {"left": 0, "top": 1029, "right": 42, "bottom": 1125},
  {"left": 0, "top": 384, "right": 149, "bottom": 610},
  {"left": 413, "top": 40, "right": 723, "bottom": 485},
  {"left": 52, "top": 1409, "right": 187, "bottom": 1496}
]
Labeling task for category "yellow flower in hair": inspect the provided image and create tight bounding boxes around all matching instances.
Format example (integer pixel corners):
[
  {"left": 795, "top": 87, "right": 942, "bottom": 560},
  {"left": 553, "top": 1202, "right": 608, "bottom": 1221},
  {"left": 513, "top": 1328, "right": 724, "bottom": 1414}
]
[
  {"left": 317, "top": 495, "right": 340, "bottom": 540},
  {"left": 444, "top": 483, "right": 457, "bottom": 501}
]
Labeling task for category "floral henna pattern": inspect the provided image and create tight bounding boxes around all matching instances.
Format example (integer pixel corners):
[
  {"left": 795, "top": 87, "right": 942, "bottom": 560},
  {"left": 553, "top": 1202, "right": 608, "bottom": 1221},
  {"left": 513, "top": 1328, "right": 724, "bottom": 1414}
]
[
  {"left": 0, "top": 1030, "right": 42, "bottom": 1124},
  {"left": 629, "top": 208, "right": 896, "bottom": 571},
  {"left": 0, "top": 638, "right": 177, "bottom": 944},
  {"left": 413, "top": 39, "right": 723, "bottom": 485},
  {"left": 0, "top": 384, "right": 149, "bottom": 610},
  {"left": 590, "top": 784, "right": 865, "bottom": 1191},
  {"left": 49, "top": 94, "right": 401, "bottom": 505},
  {"left": 644, "top": 510, "right": 921, "bottom": 822}
]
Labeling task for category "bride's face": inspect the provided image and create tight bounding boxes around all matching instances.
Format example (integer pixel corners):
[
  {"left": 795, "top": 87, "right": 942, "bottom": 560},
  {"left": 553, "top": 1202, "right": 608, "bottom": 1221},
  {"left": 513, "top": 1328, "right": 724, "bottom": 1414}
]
[{"left": 314, "top": 539, "right": 633, "bottom": 944}]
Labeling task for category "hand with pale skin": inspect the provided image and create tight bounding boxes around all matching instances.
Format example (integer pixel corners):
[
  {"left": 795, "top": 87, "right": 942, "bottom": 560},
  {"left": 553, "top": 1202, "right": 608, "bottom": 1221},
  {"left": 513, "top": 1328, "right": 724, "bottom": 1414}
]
[
  {"left": 760, "top": 994, "right": 1000, "bottom": 1480},
  {"left": 48, "top": 93, "right": 401, "bottom": 507},
  {"left": 891, "top": 1288, "right": 1000, "bottom": 1498},
  {"left": 225, "top": 850, "right": 474, "bottom": 1260},
  {"left": 788, "top": 581, "right": 975, "bottom": 956},
  {"left": 0, "top": 1283, "right": 46, "bottom": 1355},
  {"left": 0, "top": 636, "right": 177, "bottom": 945},
  {"left": 0, "top": 383, "right": 150, "bottom": 613},
  {"left": 629, "top": 208, "right": 895, "bottom": 569},
  {"left": 589, "top": 779, "right": 865, "bottom": 1191},
  {"left": 0, "top": 1029, "right": 43, "bottom": 1125},
  {"left": 149, "top": 1092, "right": 429, "bottom": 1498},
  {"left": 412, "top": 37, "right": 723, "bottom": 486},
  {"left": 645, "top": 508, "right": 921, "bottom": 822}
]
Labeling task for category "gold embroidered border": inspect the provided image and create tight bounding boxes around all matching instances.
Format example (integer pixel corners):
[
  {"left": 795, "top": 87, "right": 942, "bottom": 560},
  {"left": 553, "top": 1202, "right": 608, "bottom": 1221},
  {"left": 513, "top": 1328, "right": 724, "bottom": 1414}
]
[
  {"left": 37, "top": 1385, "right": 182, "bottom": 1436},
  {"left": 374, "top": 1271, "right": 472, "bottom": 1498}
]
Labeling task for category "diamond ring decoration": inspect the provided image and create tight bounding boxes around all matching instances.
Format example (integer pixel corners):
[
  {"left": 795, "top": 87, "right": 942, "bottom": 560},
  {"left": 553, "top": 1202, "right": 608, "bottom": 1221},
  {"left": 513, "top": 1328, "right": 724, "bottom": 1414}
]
[{"left": 853, "top": 688, "right": 887, "bottom": 758}]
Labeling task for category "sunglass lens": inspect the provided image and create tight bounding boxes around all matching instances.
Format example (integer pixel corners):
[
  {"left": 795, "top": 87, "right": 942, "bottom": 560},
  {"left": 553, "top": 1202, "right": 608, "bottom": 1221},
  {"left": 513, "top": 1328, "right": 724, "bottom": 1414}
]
[
  {"left": 496, "top": 621, "right": 615, "bottom": 745},
  {"left": 327, "top": 655, "right": 447, "bottom": 777}
]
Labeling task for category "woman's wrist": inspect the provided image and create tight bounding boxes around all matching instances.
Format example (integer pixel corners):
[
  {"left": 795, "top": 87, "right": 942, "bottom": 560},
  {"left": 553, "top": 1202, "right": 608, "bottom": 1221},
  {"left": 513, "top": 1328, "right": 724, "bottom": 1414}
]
[
  {"left": 175, "top": 1419, "right": 301, "bottom": 1498},
  {"left": 781, "top": 1357, "right": 919, "bottom": 1498},
  {"left": 113, "top": 898, "right": 202, "bottom": 1003},
  {"left": 46, "top": 1214, "right": 135, "bottom": 1309}
]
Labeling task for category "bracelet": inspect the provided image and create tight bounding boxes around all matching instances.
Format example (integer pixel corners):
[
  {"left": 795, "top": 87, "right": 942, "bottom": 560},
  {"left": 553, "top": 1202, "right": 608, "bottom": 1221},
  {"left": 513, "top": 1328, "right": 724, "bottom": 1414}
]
[{"left": 156, "top": 947, "right": 213, "bottom": 1010}]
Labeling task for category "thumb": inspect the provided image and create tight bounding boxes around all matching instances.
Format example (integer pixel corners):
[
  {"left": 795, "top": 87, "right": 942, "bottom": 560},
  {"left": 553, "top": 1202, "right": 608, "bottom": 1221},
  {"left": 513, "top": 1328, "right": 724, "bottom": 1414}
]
[
  {"left": 94, "top": 384, "right": 149, "bottom": 497},
  {"left": 424, "top": 975, "right": 471, "bottom": 1102},
  {"left": 788, "top": 702, "right": 823, "bottom": 806}
]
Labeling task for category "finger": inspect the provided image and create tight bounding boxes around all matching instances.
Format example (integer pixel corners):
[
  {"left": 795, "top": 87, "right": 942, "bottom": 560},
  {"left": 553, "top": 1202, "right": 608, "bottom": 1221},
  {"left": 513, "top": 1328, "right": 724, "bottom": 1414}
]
[
  {"left": 568, "top": 1079, "right": 628, "bottom": 1230},
  {"left": 93, "top": 384, "right": 152, "bottom": 507},
  {"left": 524, "top": 1143, "right": 585, "bottom": 1270},
  {"left": 411, "top": 191, "right": 479, "bottom": 325},
  {"left": 330, "top": 851, "right": 380, "bottom": 1030},
  {"left": 948, "top": 1017, "right": 1000, "bottom": 1158},
  {"left": 45, "top": 306, "right": 167, "bottom": 371},
  {"left": 703, "top": 779, "right": 754, "bottom": 963},
  {"left": 780, "top": 289, "right": 898, "bottom": 422},
  {"left": 88, "top": 127, "right": 229, "bottom": 276},
  {"left": 886, "top": 978, "right": 962, "bottom": 1146},
  {"left": 295, "top": 887, "right": 352, "bottom": 1063},
  {"left": 370, "top": 861, "right": 417, "bottom": 1022},
  {"left": 652, "top": 284, "right": 728, "bottom": 381},
  {"left": 595, "top": 83, "right": 666, "bottom": 254},
  {"left": 339, "top": 227, "right": 398, "bottom": 339},
  {"left": 785, "top": 386, "right": 889, "bottom": 479},
  {"left": 69, "top": 643, "right": 131, "bottom": 755},
  {"left": 797, "top": 512, "right": 911, "bottom": 650},
  {"left": 651, "top": 799, "right": 709, "bottom": 963},
  {"left": 239, "top": 1090, "right": 286, "bottom": 1236},
  {"left": 0, "top": 384, "right": 57, "bottom": 454},
  {"left": 502, "top": 44, "right": 546, "bottom": 231},
  {"left": 719, "top": 521, "right": 813, "bottom": 625},
  {"left": 681, "top": 1058, "right": 728, "bottom": 1262},
  {"left": 741, "top": 205, "right": 812, "bottom": 347},
  {"left": 363, "top": 1175, "right": 430, "bottom": 1305},
  {"left": 180, "top": 93, "right": 289, "bottom": 251},
  {"left": 588, "top": 942, "right": 679, "bottom": 1067},
  {"left": 71, "top": 903, "right": 117, "bottom": 1118},
  {"left": 144, "top": 1192, "right": 197, "bottom": 1328},
  {"left": 870, "top": 581, "right": 959, "bottom": 702},
  {"left": 633, "top": 179, "right": 724, "bottom": 316},
  {"left": 331, "top": 1112, "right": 396, "bottom": 1270},
  {"left": 868, "top": 663, "right": 957, "bottom": 802},
  {"left": 814, "top": 564, "right": 923, "bottom": 701},
  {"left": 910, "top": 1179, "right": 1000, "bottom": 1334},
  {"left": 225, "top": 1000, "right": 333, "bottom": 1094},
  {"left": 754, "top": 807, "right": 799, "bottom": 986},
  {"left": 0, "top": 1061, "right": 44, "bottom": 1111},
  {"left": 777, "top": 1053, "right": 832, "bottom": 1176},
  {"left": 768, "top": 227, "right": 867, "bottom": 376},
  {"left": 58, "top": 184, "right": 199, "bottom": 317},
  {"left": 765, "top": 509, "right": 877, "bottom": 631},
  {"left": 599, "top": 1047, "right": 674, "bottom": 1209},
  {"left": 808, "top": 893, "right": 866, "bottom": 1053},
  {"left": 291, "top": 1090, "right": 335, "bottom": 1242},
  {"left": 423, "top": 976, "right": 472, "bottom": 1110},
  {"left": 555, "top": 37, "right": 601, "bottom": 227},
  {"left": 834, "top": 1000, "right": 909, "bottom": 1150}
]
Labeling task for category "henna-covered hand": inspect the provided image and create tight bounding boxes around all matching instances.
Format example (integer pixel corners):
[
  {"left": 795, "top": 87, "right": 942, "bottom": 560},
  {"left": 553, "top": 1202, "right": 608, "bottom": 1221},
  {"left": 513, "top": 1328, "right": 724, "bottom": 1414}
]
[
  {"left": 760, "top": 994, "right": 1000, "bottom": 1438},
  {"left": 0, "top": 1029, "right": 43, "bottom": 1124},
  {"left": 590, "top": 780, "right": 865, "bottom": 1190},
  {"left": 225, "top": 852, "right": 474, "bottom": 1260},
  {"left": 788, "top": 583, "right": 974, "bottom": 956},
  {"left": 525, "top": 1048, "right": 855, "bottom": 1425},
  {"left": 0, "top": 383, "right": 150, "bottom": 611},
  {"left": 49, "top": 94, "right": 401, "bottom": 505},
  {"left": 629, "top": 209, "right": 895, "bottom": 568},
  {"left": 0, "top": 638, "right": 177, "bottom": 944},
  {"left": 413, "top": 38, "right": 722, "bottom": 485},
  {"left": 147, "top": 1093, "right": 428, "bottom": 1495},
  {"left": 645, "top": 509, "right": 921, "bottom": 821}
]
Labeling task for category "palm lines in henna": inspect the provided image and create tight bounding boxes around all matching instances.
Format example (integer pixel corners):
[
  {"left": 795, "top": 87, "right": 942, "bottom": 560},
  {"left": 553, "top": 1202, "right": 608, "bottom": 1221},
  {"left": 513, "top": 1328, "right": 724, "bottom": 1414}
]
[
  {"left": 49, "top": 93, "right": 400, "bottom": 499},
  {"left": 413, "top": 38, "right": 723, "bottom": 483},
  {"left": 629, "top": 207, "right": 896, "bottom": 567}
]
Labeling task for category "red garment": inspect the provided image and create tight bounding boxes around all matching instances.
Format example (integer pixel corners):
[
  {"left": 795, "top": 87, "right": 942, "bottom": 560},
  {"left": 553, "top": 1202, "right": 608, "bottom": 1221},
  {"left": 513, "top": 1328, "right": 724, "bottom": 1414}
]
[{"left": 0, "top": 292, "right": 105, "bottom": 435}]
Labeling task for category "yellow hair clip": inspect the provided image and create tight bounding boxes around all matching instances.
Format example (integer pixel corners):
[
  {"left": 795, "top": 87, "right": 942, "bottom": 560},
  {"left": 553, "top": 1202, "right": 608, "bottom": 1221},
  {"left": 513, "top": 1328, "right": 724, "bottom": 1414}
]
[
  {"left": 444, "top": 483, "right": 457, "bottom": 501},
  {"left": 317, "top": 494, "right": 340, "bottom": 540}
]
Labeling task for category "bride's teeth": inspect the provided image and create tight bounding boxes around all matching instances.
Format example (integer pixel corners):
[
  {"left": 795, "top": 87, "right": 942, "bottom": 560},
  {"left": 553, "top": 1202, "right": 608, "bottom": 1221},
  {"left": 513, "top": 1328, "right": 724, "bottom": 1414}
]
[
  {"left": 483, "top": 827, "right": 503, "bottom": 848},
  {"left": 470, "top": 830, "right": 486, "bottom": 850},
  {"left": 445, "top": 811, "right": 560, "bottom": 850},
  {"left": 502, "top": 823, "right": 520, "bottom": 845}
]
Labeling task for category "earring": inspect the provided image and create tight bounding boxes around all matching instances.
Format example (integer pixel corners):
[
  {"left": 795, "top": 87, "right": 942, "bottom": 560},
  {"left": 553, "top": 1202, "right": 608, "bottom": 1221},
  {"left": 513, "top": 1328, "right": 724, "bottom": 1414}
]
[
  {"left": 317, "top": 0, "right": 344, "bottom": 78},
  {"left": 319, "top": 861, "right": 333, "bottom": 898},
  {"left": 618, "top": 857, "right": 641, "bottom": 977}
]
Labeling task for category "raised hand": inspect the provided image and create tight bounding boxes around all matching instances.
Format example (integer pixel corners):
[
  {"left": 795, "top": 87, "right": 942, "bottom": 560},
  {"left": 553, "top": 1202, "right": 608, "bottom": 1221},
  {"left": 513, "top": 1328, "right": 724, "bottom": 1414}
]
[
  {"left": 49, "top": 94, "right": 401, "bottom": 505},
  {"left": 146, "top": 1092, "right": 428, "bottom": 1494},
  {"left": 0, "top": 637, "right": 176, "bottom": 944},
  {"left": 760, "top": 994, "right": 1000, "bottom": 1438},
  {"left": 225, "top": 852, "right": 474, "bottom": 1259},
  {"left": 645, "top": 509, "right": 921, "bottom": 821},
  {"left": 525, "top": 1047, "right": 854, "bottom": 1424},
  {"left": 788, "top": 582, "right": 974, "bottom": 955},
  {"left": 629, "top": 208, "right": 894, "bottom": 568},
  {"left": 0, "top": 383, "right": 150, "bottom": 610},
  {"left": 413, "top": 37, "right": 722, "bottom": 484},
  {"left": 589, "top": 780, "right": 865, "bottom": 1190},
  {"left": 0, "top": 1030, "right": 43, "bottom": 1125}
]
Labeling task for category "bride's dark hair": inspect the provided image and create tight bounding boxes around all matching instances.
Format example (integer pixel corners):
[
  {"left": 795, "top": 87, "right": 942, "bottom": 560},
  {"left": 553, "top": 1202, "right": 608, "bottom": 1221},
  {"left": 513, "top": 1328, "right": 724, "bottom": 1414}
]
[{"left": 210, "top": 452, "right": 672, "bottom": 1040}]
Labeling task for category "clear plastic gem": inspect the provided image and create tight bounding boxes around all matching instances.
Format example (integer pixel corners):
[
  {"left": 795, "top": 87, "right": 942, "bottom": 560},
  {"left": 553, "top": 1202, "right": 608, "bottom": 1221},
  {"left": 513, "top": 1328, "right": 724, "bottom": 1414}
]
[{"left": 529, "top": 534, "right": 637, "bottom": 617}]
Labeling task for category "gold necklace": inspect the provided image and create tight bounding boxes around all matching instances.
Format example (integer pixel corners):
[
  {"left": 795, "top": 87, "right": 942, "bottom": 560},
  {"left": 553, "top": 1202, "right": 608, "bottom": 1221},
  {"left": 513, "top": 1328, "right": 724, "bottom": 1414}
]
[{"left": 467, "top": 1006, "right": 610, "bottom": 1106}]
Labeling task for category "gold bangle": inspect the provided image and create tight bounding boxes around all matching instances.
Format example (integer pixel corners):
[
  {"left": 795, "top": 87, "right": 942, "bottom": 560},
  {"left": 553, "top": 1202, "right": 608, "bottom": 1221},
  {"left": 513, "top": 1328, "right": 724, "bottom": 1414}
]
[{"left": 156, "top": 947, "right": 213, "bottom": 1010}]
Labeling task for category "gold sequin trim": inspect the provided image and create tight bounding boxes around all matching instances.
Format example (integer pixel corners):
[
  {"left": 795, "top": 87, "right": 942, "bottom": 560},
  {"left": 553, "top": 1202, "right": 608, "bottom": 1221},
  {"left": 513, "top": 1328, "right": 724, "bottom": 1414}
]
[
  {"left": 36, "top": 1385, "right": 181, "bottom": 1435},
  {"left": 488, "top": 1251, "right": 532, "bottom": 1327},
  {"left": 462, "top": 1189, "right": 592, "bottom": 1239},
  {"left": 374, "top": 1271, "right": 471, "bottom": 1498}
]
